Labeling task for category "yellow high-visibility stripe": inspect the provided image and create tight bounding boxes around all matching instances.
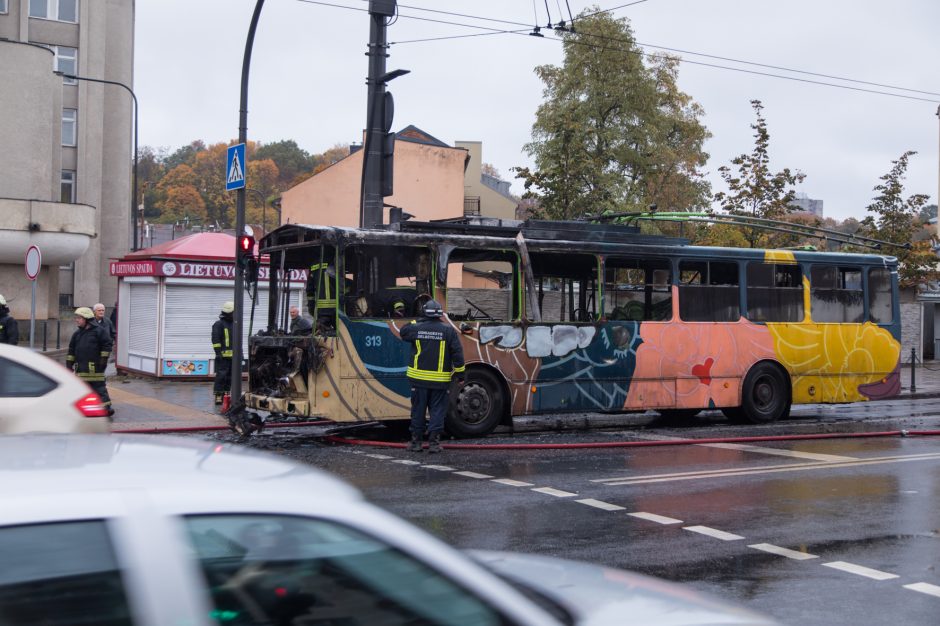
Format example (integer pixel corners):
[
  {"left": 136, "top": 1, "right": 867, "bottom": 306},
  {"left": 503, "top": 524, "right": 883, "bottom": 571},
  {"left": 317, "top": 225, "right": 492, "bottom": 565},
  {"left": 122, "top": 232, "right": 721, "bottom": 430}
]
[
  {"left": 224, "top": 328, "right": 230, "bottom": 349},
  {"left": 406, "top": 367, "right": 453, "bottom": 382},
  {"left": 414, "top": 340, "right": 421, "bottom": 369},
  {"left": 453, "top": 365, "right": 466, "bottom": 373},
  {"left": 212, "top": 343, "right": 222, "bottom": 348},
  {"left": 438, "top": 340, "right": 446, "bottom": 372}
]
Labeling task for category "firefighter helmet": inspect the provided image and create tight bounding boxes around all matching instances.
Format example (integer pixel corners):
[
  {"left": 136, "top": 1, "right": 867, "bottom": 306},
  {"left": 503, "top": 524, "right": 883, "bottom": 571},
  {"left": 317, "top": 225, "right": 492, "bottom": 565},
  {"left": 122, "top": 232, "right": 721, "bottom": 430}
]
[
  {"left": 221, "top": 301, "right": 235, "bottom": 314},
  {"left": 422, "top": 299, "right": 443, "bottom": 318}
]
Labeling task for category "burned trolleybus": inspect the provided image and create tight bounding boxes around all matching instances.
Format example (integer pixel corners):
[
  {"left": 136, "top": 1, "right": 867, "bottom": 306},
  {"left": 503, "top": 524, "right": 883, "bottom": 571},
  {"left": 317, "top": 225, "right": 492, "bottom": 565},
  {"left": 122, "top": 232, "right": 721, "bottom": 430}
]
[{"left": 245, "top": 218, "right": 901, "bottom": 436}]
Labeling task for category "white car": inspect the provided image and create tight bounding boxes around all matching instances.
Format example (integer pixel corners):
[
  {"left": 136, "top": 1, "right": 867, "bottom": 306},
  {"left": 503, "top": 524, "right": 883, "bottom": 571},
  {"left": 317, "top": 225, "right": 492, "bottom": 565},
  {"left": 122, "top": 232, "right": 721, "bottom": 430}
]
[
  {"left": 0, "top": 435, "right": 777, "bottom": 626},
  {"left": 0, "top": 343, "right": 110, "bottom": 433}
]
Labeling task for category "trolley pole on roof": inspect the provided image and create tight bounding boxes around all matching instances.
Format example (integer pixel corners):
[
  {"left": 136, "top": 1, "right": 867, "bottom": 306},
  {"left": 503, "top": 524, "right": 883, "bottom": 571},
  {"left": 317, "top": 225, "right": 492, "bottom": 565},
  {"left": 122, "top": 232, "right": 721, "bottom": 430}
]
[{"left": 231, "top": 0, "right": 265, "bottom": 407}]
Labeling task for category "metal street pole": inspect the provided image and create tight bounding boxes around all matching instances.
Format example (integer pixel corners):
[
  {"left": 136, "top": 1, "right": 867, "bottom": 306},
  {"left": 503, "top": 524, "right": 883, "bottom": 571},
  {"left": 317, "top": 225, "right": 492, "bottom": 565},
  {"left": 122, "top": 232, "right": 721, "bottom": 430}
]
[
  {"left": 64, "top": 74, "right": 138, "bottom": 251},
  {"left": 231, "top": 0, "right": 266, "bottom": 408}
]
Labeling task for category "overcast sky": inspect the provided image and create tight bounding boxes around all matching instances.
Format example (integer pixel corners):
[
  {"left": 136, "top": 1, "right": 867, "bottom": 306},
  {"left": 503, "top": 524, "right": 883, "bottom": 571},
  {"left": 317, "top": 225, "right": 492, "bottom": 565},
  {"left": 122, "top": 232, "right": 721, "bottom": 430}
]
[{"left": 136, "top": 0, "right": 940, "bottom": 221}]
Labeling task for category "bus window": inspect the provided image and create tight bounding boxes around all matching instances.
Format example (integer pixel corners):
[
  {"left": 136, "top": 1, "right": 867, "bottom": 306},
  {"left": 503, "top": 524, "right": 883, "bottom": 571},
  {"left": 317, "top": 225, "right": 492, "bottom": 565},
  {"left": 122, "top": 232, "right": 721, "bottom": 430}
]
[
  {"left": 445, "top": 249, "right": 519, "bottom": 322},
  {"left": 678, "top": 260, "right": 740, "bottom": 322},
  {"left": 746, "top": 262, "right": 804, "bottom": 322},
  {"left": 604, "top": 257, "right": 671, "bottom": 321},
  {"left": 343, "top": 245, "right": 433, "bottom": 318},
  {"left": 868, "top": 267, "right": 894, "bottom": 324},
  {"left": 529, "top": 253, "right": 598, "bottom": 323},
  {"left": 810, "top": 265, "right": 863, "bottom": 323}
]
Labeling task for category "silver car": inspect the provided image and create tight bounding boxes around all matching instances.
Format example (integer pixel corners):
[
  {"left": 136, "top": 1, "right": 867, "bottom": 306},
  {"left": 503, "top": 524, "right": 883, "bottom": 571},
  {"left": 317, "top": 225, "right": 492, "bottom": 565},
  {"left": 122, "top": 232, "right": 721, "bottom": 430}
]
[{"left": 0, "top": 435, "right": 776, "bottom": 625}]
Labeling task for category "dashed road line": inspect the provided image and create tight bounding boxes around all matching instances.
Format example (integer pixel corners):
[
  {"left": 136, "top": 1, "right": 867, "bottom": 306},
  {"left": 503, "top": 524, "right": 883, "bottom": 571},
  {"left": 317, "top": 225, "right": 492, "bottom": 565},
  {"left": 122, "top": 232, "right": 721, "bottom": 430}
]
[
  {"left": 423, "top": 464, "right": 456, "bottom": 471},
  {"left": 531, "top": 487, "right": 577, "bottom": 498},
  {"left": 391, "top": 459, "right": 422, "bottom": 465},
  {"left": 576, "top": 498, "right": 625, "bottom": 511},
  {"left": 903, "top": 582, "right": 940, "bottom": 598},
  {"left": 491, "top": 478, "right": 534, "bottom": 487},
  {"left": 684, "top": 525, "right": 745, "bottom": 541},
  {"left": 627, "top": 512, "right": 683, "bottom": 525},
  {"left": 454, "top": 471, "right": 494, "bottom": 479},
  {"left": 365, "top": 453, "right": 394, "bottom": 460},
  {"left": 748, "top": 543, "right": 818, "bottom": 560},
  {"left": 823, "top": 561, "right": 899, "bottom": 580}
]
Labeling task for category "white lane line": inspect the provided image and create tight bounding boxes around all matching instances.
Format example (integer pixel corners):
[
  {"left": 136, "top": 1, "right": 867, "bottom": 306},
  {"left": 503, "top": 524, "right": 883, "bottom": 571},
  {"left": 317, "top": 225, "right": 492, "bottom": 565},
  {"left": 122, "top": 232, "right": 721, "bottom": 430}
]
[
  {"left": 391, "top": 459, "right": 421, "bottom": 465},
  {"left": 423, "top": 465, "right": 455, "bottom": 471},
  {"left": 576, "top": 499, "right": 625, "bottom": 511},
  {"left": 700, "top": 443, "right": 857, "bottom": 463},
  {"left": 454, "top": 471, "right": 494, "bottom": 479},
  {"left": 684, "top": 526, "right": 745, "bottom": 541},
  {"left": 748, "top": 543, "right": 818, "bottom": 560},
  {"left": 903, "top": 582, "right": 940, "bottom": 598},
  {"left": 491, "top": 478, "right": 534, "bottom": 487},
  {"left": 365, "top": 454, "right": 393, "bottom": 460},
  {"left": 531, "top": 487, "right": 578, "bottom": 498},
  {"left": 628, "top": 512, "right": 683, "bottom": 525},
  {"left": 594, "top": 452, "right": 940, "bottom": 486},
  {"left": 823, "top": 561, "right": 899, "bottom": 580}
]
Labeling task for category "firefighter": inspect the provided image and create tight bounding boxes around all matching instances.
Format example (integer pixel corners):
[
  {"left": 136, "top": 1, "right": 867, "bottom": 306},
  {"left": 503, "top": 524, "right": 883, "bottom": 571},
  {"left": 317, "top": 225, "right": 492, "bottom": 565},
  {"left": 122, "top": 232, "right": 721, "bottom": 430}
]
[
  {"left": 0, "top": 294, "right": 18, "bottom": 345},
  {"left": 67, "top": 306, "right": 114, "bottom": 417},
  {"left": 212, "top": 301, "right": 235, "bottom": 406},
  {"left": 399, "top": 299, "right": 465, "bottom": 453}
]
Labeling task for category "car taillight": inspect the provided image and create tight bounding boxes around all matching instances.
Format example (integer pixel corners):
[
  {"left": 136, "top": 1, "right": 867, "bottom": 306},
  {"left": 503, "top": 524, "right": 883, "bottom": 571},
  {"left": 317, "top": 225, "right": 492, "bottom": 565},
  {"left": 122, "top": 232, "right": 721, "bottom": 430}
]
[{"left": 75, "top": 392, "right": 109, "bottom": 417}]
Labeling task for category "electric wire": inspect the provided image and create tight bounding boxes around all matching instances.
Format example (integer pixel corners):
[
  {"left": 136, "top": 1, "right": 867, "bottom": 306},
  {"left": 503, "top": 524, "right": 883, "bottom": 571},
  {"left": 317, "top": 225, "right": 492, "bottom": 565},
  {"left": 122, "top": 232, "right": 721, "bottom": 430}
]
[{"left": 295, "top": 0, "right": 940, "bottom": 103}]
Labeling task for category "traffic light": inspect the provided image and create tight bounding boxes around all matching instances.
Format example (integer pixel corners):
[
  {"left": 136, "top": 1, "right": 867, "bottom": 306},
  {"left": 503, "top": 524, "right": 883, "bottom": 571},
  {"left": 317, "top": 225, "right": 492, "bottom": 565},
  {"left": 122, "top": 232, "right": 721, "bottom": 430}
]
[
  {"left": 381, "top": 91, "right": 396, "bottom": 197},
  {"left": 237, "top": 233, "right": 255, "bottom": 268}
]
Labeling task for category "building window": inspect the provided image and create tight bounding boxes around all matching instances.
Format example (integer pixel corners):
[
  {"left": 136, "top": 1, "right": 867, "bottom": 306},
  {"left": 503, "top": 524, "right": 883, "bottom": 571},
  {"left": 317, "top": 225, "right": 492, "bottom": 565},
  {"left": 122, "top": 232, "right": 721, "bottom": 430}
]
[
  {"left": 55, "top": 46, "right": 78, "bottom": 83},
  {"left": 62, "top": 108, "right": 77, "bottom": 146},
  {"left": 29, "top": 0, "right": 78, "bottom": 23},
  {"left": 0, "top": 0, "right": 8, "bottom": 14},
  {"left": 60, "top": 170, "right": 75, "bottom": 203}
]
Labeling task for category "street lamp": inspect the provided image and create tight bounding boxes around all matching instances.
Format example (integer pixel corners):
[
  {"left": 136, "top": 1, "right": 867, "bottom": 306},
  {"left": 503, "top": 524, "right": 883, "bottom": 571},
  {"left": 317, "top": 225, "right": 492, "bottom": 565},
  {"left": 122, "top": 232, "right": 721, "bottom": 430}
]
[{"left": 61, "top": 73, "right": 138, "bottom": 251}]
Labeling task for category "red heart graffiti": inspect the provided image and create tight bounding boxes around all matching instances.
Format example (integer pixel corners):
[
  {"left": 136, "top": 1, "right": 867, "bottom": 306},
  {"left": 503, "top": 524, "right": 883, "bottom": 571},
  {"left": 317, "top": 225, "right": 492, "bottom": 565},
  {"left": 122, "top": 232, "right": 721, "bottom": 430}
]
[{"left": 692, "top": 357, "right": 714, "bottom": 386}]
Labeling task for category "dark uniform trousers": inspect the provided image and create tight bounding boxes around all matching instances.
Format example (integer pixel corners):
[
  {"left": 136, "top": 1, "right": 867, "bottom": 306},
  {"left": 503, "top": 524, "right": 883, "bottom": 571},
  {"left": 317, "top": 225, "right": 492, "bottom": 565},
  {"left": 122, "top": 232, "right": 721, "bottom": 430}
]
[
  {"left": 400, "top": 318, "right": 465, "bottom": 435},
  {"left": 67, "top": 322, "right": 112, "bottom": 409},
  {"left": 212, "top": 315, "right": 234, "bottom": 400}
]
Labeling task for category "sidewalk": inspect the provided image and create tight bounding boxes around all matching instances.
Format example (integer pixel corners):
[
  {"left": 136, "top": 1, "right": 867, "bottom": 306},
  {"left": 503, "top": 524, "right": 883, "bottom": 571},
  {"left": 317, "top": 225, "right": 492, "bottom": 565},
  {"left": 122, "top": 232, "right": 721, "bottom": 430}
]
[{"left": 101, "top": 362, "right": 940, "bottom": 433}]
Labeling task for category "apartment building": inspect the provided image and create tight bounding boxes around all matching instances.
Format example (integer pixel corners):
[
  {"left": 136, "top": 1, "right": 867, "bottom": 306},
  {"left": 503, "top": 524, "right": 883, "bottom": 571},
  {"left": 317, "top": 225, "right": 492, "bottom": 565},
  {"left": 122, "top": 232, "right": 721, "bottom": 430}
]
[{"left": 0, "top": 0, "right": 134, "bottom": 319}]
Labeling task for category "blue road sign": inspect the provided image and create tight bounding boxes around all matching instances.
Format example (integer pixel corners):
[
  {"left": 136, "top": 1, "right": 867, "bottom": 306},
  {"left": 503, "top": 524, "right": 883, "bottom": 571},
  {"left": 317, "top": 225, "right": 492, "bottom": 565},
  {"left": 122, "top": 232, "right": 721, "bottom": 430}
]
[{"left": 226, "top": 143, "right": 246, "bottom": 191}]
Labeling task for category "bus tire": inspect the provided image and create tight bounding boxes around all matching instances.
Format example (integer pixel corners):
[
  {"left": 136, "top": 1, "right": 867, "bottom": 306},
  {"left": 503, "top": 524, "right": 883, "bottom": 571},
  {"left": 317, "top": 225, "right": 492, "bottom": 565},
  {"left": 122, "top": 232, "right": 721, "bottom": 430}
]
[
  {"left": 653, "top": 409, "right": 701, "bottom": 426},
  {"left": 447, "top": 369, "right": 505, "bottom": 438},
  {"left": 739, "top": 362, "right": 790, "bottom": 424},
  {"left": 721, "top": 407, "right": 747, "bottom": 424}
]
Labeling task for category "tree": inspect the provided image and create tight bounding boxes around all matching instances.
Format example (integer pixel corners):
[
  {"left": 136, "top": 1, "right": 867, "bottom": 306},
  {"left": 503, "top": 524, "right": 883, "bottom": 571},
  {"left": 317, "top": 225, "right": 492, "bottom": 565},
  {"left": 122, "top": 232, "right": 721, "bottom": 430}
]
[
  {"left": 161, "top": 185, "right": 206, "bottom": 224},
  {"left": 481, "top": 162, "right": 502, "bottom": 179},
  {"left": 515, "top": 10, "right": 710, "bottom": 220},
  {"left": 713, "top": 100, "right": 805, "bottom": 248},
  {"left": 255, "top": 140, "right": 313, "bottom": 189},
  {"left": 859, "top": 151, "right": 935, "bottom": 288}
]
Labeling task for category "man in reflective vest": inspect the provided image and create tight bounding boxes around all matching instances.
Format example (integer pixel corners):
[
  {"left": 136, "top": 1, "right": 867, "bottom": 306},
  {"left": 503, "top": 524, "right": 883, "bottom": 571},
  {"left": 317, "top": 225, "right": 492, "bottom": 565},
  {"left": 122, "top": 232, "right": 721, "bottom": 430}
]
[
  {"left": 67, "top": 307, "right": 113, "bottom": 417},
  {"left": 212, "top": 301, "right": 235, "bottom": 406},
  {"left": 399, "top": 299, "right": 465, "bottom": 453}
]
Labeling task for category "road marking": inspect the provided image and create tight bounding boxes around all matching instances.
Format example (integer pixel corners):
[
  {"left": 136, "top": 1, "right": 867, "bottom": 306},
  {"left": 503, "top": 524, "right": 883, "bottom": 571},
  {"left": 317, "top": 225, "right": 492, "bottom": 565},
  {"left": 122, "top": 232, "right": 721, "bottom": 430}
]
[
  {"left": 575, "top": 498, "right": 625, "bottom": 511},
  {"left": 748, "top": 543, "right": 818, "bottom": 560},
  {"left": 700, "top": 443, "right": 857, "bottom": 462},
  {"left": 823, "top": 561, "right": 899, "bottom": 580},
  {"left": 491, "top": 478, "right": 534, "bottom": 487},
  {"left": 531, "top": 487, "right": 578, "bottom": 498},
  {"left": 628, "top": 512, "right": 683, "bottom": 525},
  {"left": 423, "top": 465, "right": 455, "bottom": 471},
  {"left": 365, "top": 454, "right": 393, "bottom": 460},
  {"left": 391, "top": 459, "right": 421, "bottom": 465},
  {"left": 684, "top": 526, "right": 745, "bottom": 541},
  {"left": 454, "top": 471, "right": 494, "bottom": 479},
  {"left": 903, "top": 582, "right": 940, "bottom": 598},
  {"left": 593, "top": 452, "right": 940, "bottom": 486}
]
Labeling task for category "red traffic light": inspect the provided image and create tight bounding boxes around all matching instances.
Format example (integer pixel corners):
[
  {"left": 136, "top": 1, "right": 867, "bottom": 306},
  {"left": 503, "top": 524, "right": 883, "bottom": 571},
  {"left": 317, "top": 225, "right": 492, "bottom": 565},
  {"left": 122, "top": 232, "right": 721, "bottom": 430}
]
[{"left": 238, "top": 235, "right": 255, "bottom": 255}]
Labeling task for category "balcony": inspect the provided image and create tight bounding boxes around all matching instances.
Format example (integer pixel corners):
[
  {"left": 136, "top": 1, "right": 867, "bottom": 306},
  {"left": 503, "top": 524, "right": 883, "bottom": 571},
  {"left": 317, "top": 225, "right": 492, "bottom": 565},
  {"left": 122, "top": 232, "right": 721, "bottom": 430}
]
[{"left": 464, "top": 196, "right": 481, "bottom": 216}]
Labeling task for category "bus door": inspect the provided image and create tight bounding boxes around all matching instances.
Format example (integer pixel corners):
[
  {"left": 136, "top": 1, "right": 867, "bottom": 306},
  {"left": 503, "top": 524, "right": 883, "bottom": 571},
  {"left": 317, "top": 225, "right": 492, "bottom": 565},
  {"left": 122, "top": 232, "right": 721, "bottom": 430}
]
[{"left": 338, "top": 244, "right": 433, "bottom": 418}]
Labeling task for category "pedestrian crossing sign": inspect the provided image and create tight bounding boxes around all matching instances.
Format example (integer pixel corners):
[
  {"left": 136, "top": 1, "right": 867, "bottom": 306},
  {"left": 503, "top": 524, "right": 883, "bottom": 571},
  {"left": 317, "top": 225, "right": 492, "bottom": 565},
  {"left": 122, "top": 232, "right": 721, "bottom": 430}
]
[{"left": 226, "top": 143, "right": 246, "bottom": 191}]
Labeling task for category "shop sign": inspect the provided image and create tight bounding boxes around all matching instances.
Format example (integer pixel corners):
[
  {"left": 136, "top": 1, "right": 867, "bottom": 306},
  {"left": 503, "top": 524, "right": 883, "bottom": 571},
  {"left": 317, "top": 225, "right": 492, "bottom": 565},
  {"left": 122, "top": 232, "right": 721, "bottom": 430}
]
[{"left": 111, "top": 260, "right": 306, "bottom": 283}]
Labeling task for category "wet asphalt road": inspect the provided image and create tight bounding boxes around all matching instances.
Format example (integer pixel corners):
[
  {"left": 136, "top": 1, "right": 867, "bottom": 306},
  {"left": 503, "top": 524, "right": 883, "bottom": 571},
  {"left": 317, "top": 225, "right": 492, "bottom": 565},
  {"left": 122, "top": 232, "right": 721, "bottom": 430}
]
[{"left": 198, "top": 398, "right": 940, "bottom": 625}]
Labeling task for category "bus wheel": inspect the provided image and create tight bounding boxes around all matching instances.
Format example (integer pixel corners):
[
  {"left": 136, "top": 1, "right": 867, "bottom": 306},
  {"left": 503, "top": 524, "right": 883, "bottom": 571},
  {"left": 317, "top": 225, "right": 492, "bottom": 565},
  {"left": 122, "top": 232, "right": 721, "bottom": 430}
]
[
  {"left": 653, "top": 409, "right": 701, "bottom": 426},
  {"left": 740, "top": 362, "right": 790, "bottom": 424},
  {"left": 447, "top": 369, "right": 505, "bottom": 438},
  {"left": 721, "top": 407, "right": 747, "bottom": 423}
]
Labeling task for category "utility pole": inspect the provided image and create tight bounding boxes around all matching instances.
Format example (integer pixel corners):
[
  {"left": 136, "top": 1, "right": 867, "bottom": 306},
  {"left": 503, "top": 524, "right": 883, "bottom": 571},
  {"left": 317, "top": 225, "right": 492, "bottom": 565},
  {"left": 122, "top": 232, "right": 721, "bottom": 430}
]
[
  {"left": 360, "top": 0, "right": 407, "bottom": 228},
  {"left": 231, "top": 0, "right": 265, "bottom": 409}
]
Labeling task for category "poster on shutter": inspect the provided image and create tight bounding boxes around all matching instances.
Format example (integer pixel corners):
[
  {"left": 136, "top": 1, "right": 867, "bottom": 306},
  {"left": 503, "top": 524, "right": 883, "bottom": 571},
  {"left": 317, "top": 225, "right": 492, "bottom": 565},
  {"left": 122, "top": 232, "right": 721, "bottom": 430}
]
[{"left": 162, "top": 359, "right": 209, "bottom": 376}]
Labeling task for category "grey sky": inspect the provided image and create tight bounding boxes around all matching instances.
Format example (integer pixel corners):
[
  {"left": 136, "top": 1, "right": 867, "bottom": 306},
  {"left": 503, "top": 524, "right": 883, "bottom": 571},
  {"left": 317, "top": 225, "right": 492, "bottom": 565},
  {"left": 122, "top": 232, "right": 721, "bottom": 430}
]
[{"left": 136, "top": 0, "right": 940, "bottom": 221}]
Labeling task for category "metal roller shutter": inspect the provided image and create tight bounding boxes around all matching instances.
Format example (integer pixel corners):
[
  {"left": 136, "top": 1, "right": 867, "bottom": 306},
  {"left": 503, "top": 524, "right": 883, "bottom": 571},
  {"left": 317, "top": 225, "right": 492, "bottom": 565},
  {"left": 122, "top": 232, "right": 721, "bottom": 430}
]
[{"left": 127, "top": 284, "right": 158, "bottom": 356}]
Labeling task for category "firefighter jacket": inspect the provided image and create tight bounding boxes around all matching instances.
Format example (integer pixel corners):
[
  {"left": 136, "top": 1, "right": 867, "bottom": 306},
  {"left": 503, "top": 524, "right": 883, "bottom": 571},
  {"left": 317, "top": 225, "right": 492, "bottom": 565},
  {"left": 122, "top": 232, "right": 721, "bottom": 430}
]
[
  {"left": 400, "top": 318, "right": 466, "bottom": 389},
  {"left": 66, "top": 320, "right": 112, "bottom": 382},
  {"left": 0, "top": 312, "right": 18, "bottom": 345},
  {"left": 212, "top": 314, "right": 234, "bottom": 360}
]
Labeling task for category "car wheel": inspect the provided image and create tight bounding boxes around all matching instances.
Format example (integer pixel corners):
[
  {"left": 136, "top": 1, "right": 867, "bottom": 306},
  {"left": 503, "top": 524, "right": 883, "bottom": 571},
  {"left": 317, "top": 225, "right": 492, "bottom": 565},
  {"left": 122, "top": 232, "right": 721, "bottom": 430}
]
[
  {"left": 739, "top": 362, "right": 790, "bottom": 424},
  {"left": 447, "top": 369, "right": 505, "bottom": 438}
]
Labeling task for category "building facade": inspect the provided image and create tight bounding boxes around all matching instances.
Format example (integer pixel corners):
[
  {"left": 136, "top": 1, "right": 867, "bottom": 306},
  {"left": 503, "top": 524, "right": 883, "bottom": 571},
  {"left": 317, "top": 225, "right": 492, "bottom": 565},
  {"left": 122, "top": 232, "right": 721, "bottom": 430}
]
[{"left": 0, "top": 0, "right": 134, "bottom": 321}]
